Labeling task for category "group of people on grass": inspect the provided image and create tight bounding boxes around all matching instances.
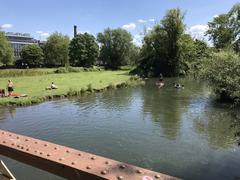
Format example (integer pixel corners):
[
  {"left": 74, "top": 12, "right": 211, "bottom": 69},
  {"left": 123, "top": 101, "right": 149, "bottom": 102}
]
[
  {"left": 156, "top": 73, "right": 184, "bottom": 89},
  {"left": 0, "top": 80, "right": 14, "bottom": 97},
  {"left": 0, "top": 80, "right": 58, "bottom": 98}
]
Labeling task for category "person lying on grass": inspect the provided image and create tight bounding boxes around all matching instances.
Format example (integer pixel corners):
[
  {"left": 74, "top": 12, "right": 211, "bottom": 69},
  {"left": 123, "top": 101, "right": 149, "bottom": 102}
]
[{"left": 46, "top": 82, "right": 58, "bottom": 90}]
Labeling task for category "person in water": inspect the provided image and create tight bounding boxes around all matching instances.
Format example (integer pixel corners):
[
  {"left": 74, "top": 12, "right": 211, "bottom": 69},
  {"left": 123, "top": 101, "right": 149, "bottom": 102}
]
[
  {"left": 156, "top": 73, "right": 164, "bottom": 88},
  {"left": 7, "top": 80, "right": 14, "bottom": 96}
]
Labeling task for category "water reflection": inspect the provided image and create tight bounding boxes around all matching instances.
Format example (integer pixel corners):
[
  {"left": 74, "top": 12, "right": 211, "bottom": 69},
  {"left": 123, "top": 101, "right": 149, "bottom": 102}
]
[{"left": 0, "top": 78, "right": 239, "bottom": 180}]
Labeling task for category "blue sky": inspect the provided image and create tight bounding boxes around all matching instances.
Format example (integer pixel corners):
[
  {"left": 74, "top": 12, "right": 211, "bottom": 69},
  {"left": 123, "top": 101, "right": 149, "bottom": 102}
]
[{"left": 0, "top": 0, "right": 239, "bottom": 44}]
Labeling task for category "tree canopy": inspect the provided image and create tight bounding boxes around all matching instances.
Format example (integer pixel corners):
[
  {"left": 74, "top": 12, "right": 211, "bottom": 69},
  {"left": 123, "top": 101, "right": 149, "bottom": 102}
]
[
  {"left": 21, "top": 44, "right": 44, "bottom": 67},
  {"left": 43, "top": 32, "right": 70, "bottom": 67},
  {"left": 69, "top": 33, "right": 99, "bottom": 67},
  {"left": 97, "top": 28, "right": 134, "bottom": 69},
  {"left": 0, "top": 32, "right": 14, "bottom": 66}
]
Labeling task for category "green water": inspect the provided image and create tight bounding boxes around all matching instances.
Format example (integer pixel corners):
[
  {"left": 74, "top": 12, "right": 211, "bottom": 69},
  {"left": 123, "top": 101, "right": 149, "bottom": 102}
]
[{"left": 0, "top": 78, "right": 239, "bottom": 180}]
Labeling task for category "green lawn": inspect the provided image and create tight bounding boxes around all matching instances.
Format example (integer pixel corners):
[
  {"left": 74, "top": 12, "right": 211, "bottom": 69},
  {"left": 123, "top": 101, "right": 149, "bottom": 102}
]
[{"left": 0, "top": 70, "right": 130, "bottom": 106}]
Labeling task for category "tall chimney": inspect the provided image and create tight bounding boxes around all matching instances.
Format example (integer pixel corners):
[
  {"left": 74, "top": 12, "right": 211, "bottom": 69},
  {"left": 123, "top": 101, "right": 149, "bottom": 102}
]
[{"left": 74, "top": 25, "right": 77, "bottom": 37}]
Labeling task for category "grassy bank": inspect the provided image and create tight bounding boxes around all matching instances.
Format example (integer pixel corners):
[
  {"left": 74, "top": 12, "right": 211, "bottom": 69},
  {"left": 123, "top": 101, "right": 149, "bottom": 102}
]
[{"left": 0, "top": 70, "right": 143, "bottom": 106}]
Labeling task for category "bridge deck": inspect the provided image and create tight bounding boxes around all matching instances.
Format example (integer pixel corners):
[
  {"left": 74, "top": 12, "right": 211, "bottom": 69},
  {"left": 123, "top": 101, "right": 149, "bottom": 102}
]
[{"left": 0, "top": 130, "right": 178, "bottom": 180}]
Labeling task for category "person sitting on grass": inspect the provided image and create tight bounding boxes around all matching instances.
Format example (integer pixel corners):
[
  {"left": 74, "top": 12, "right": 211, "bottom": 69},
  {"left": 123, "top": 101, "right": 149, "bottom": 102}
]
[
  {"left": 46, "top": 82, "right": 58, "bottom": 90},
  {"left": 7, "top": 80, "right": 14, "bottom": 96},
  {"left": 0, "top": 89, "right": 5, "bottom": 97}
]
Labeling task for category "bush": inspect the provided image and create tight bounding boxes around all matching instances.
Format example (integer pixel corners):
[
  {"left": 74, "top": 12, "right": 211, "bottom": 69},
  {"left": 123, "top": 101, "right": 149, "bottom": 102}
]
[{"left": 201, "top": 50, "right": 240, "bottom": 103}]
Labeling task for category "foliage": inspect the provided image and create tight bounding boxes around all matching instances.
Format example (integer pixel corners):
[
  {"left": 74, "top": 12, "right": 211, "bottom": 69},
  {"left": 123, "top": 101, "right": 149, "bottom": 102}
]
[
  {"left": 0, "top": 68, "right": 55, "bottom": 77},
  {"left": 97, "top": 28, "right": 135, "bottom": 69},
  {"left": 54, "top": 66, "right": 102, "bottom": 73},
  {"left": 200, "top": 50, "right": 240, "bottom": 103},
  {"left": 0, "top": 32, "right": 14, "bottom": 66},
  {"left": 21, "top": 44, "right": 44, "bottom": 67},
  {"left": 135, "top": 8, "right": 186, "bottom": 77},
  {"left": 206, "top": 3, "right": 240, "bottom": 52},
  {"left": 69, "top": 33, "right": 99, "bottom": 67},
  {"left": 43, "top": 32, "right": 70, "bottom": 67}
]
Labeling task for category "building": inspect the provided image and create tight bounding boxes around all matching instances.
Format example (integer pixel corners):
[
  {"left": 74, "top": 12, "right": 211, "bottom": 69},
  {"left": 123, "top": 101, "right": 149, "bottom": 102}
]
[{"left": 4, "top": 32, "right": 38, "bottom": 60}]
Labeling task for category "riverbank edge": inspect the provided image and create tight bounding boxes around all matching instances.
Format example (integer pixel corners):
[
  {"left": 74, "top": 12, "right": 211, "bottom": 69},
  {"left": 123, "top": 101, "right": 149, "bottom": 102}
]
[{"left": 0, "top": 77, "right": 145, "bottom": 107}]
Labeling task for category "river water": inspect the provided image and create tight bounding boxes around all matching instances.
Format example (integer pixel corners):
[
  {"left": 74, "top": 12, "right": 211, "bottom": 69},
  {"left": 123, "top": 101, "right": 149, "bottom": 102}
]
[{"left": 0, "top": 78, "right": 239, "bottom": 180}]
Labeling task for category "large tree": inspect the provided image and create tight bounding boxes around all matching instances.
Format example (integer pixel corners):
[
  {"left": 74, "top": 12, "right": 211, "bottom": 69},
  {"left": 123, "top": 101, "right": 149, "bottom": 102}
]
[
  {"left": 43, "top": 32, "right": 70, "bottom": 67},
  {"left": 206, "top": 3, "right": 240, "bottom": 52},
  {"left": 136, "top": 8, "right": 186, "bottom": 77},
  {"left": 21, "top": 44, "right": 44, "bottom": 67},
  {"left": 97, "top": 28, "right": 134, "bottom": 69},
  {"left": 0, "top": 32, "right": 14, "bottom": 66},
  {"left": 69, "top": 33, "right": 99, "bottom": 67}
]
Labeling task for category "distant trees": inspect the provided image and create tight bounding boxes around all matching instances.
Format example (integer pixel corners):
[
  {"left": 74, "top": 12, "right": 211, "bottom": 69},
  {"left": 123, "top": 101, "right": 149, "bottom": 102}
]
[
  {"left": 0, "top": 32, "right": 14, "bottom": 66},
  {"left": 21, "top": 44, "right": 44, "bottom": 67},
  {"left": 97, "top": 28, "right": 135, "bottom": 69},
  {"left": 69, "top": 33, "right": 99, "bottom": 67},
  {"left": 43, "top": 32, "right": 70, "bottom": 67}
]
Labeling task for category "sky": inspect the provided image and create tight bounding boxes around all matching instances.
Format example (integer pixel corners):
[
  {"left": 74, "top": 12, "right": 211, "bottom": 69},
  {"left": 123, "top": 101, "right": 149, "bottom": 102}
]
[{"left": 0, "top": 0, "right": 239, "bottom": 45}]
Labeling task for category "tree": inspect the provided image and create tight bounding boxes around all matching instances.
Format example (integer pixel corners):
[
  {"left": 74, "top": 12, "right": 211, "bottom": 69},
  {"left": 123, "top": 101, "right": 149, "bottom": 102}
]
[
  {"left": 161, "top": 8, "right": 185, "bottom": 75},
  {"left": 0, "top": 32, "right": 14, "bottom": 66},
  {"left": 201, "top": 50, "right": 240, "bottom": 103},
  {"left": 206, "top": 14, "right": 233, "bottom": 49},
  {"left": 43, "top": 32, "right": 70, "bottom": 67},
  {"left": 21, "top": 44, "right": 44, "bottom": 67},
  {"left": 135, "top": 8, "right": 186, "bottom": 77},
  {"left": 97, "top": 28, "right": 134, "bottom": 69},
  {"left": 206, "top": 3, "right": 240, "bottom": 52},
  {"left": 69, "top": 33, "right": 99, "bottom": 67}
]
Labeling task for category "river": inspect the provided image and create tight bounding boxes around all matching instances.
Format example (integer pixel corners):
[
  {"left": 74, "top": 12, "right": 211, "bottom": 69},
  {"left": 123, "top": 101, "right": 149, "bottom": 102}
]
[{"left": 0, "top": 78, "right": 239, "bottom": 180}]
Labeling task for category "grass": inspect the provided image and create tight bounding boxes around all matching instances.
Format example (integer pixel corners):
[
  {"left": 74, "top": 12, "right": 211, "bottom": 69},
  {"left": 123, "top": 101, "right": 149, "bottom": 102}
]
[{"left": 0, "top": 70, "right": 135, "bottom": 106}]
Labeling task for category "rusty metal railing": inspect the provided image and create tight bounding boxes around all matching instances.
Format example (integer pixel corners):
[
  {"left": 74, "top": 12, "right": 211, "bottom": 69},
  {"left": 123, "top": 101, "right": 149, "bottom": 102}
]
[{"left": 0, "top": 130, "right": 178, "bottom": 180}]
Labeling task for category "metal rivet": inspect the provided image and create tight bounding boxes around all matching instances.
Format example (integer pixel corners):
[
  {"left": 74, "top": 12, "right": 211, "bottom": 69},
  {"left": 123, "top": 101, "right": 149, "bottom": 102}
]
[
  {"left": 2, "top": 141, "right": 6, "bottom": 143},
  {"left": 78, "top": 153, "right": 82, "bottom": 156},
  {"left": 17, "top": 145, "right": 20, "bottom": 148},
  {"left": 11, "top": 143, "right": 14, "bottom": 146},
  {"left": 71, "top": 162, "right": 75, "bottom": 165},
  {"left": 16, "top": 136, "right": 19, "bottom": 139},
  {"left": 35, "top": 141, "right": 38, "bottom": 144},
  {"left": 59, "top": 158, "right": 63, "bottom": 161},
  {"left": 44, "top": 144, "right": 48, "bottom": 147},
  {"left": 66, "top": 150, "right": 70, "bottom": 153},
  {"left": 91, "top": 156, "right": 96, "bottom": 160},
  {"left": 47, "top": 154, "right": 51, "bottom": 157},
  {"left": 9, "top": 134, "right": 12, "bottom": 136},
  {"left": 54, "top": 147, "right": 57, "bottom": 150},
  {"left": 86, "top": 165, "right": 92, "bottom": 169},
  {"left": 21, "top": 146, "right": 24, "bottom": 149},
  {"left": 40, "top": 152, "right": 43, "bottom": 155},
  {"left": 25, "top": 139, "right": 28, "bottom": 141},
  {"left": 155, "top": 174, "right": 161, "bottom": 179},
  {"left": 34, "top": 150, "right": 38, "bottom": 153},
  {"left": 105, "top": 161, "right": 110, "bottom": 165},
  {"left": 101, "top": 170, "right": 107, "bottom": 175},
  {"left": 120, "top": 164, "right": 126, "bottom": 169},
  {"left": 26, "top": 148, "right": 29, "bottom": 151},
  {"left": 137, "top": 169, "right": 143, "bottom": 174},
  {"left": 117, "top": 176, "right": 124, "bottom": 180}
]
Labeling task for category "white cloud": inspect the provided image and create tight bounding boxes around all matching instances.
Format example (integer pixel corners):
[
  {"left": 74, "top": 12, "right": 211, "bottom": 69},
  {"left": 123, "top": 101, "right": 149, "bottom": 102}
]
[
  {"left": 0, "top": 24, "right": 13, "bottom": 29},
  {"left": 36, "top": 30, "right": 43, "bottom": 34},
  {"left": 138, "top": 19, "right": 147, "bottom": 23},
  {"left": 41, "top": 32, "right": 49, "bottom": 36},
  {"left": 122, "top": 23, "right": 136, "bottom": 31},
  {"left": 187, "top": 24, "right": 208, "bottom": 40},
  {"left": 133, "top": 34, "right": 143, "bottom": 47},
  {"left": 149, "top": 18, "right": 155, "bottom": 22}
]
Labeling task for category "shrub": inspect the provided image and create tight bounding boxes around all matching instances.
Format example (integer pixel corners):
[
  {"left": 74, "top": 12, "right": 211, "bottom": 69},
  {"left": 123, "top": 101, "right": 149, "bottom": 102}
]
[
  {"left": 87, "top": 84, "right": 93, "bottom": 92},
  {"left": 201, "top": 50, "right": 240, "bottom": 103}
]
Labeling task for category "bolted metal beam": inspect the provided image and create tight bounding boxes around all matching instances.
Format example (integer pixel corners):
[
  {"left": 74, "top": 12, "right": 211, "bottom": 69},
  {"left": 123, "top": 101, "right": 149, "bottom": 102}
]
[{"left": 0, "top": 130, "right": 178, "bottom": 180}]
